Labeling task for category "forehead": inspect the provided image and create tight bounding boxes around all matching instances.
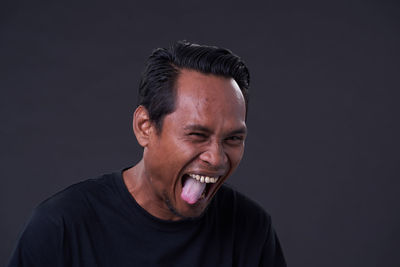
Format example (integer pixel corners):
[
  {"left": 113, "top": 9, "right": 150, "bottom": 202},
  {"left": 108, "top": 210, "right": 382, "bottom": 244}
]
[{"left": 171, "top": 69, "right": 246, "bottom": 126}]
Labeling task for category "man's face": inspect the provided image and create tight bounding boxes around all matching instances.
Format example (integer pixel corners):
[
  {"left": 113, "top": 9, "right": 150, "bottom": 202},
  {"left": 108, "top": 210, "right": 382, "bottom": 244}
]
[{"left": 143, "top": 69, "right": 247, "bottom": 219}]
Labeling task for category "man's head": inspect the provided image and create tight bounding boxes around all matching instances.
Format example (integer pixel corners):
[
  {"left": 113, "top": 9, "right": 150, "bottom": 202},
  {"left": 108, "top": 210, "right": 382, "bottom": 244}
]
[
  {"left": 133, "top": 41, "right": 249, "bottom": 220},
  {"left": 137, "top": 40, "right": 250, "bottom": 132}
]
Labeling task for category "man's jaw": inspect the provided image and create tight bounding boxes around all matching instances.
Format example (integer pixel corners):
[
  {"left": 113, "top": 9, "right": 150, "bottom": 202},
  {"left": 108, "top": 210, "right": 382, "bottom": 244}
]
[{"left": 164, "top": 196, "right": 193, "bottom": 220}]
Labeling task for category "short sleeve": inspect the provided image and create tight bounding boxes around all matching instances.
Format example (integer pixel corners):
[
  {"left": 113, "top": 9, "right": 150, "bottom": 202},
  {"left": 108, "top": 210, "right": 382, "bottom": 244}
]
[
  {"left": 259, "top": 222, "right": 287, "bottom": 267},
  {"left": 7, "top": 205, "right": 65, "bottom": 267}
]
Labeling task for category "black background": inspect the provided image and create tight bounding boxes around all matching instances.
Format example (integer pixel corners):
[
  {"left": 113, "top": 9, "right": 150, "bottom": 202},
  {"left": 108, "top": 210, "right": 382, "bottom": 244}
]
[{"left": 1, "top": 0, "right": 399, "bottom": 266}]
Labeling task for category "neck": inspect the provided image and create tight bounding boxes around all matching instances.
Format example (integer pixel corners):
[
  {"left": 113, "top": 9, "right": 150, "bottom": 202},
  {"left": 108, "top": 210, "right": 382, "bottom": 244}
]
[{"left": 122, "top": 161, "right": 182, "bottom": 221}]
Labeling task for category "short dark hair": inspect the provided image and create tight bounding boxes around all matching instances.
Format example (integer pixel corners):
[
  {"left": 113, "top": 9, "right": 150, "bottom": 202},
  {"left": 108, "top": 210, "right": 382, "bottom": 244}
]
[{"left": 138, "top": 40, "right": 250, "bottom": 132}]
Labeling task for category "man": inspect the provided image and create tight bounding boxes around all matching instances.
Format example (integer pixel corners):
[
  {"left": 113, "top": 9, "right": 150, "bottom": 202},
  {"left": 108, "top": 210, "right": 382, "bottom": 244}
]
[{"left": 8, "top": 41, "right": 286, "bottom": 266}]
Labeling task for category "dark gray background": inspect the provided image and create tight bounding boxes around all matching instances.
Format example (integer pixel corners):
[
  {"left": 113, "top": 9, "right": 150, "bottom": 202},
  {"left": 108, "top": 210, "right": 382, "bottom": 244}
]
[{"left": 1, "top": 0, "right": 399, "bottom": 266}]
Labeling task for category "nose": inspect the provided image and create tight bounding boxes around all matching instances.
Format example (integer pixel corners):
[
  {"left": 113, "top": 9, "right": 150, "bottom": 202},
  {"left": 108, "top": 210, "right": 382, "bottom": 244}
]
[{"left": 199, "top": 141, "right": 228, "bottom": 169}]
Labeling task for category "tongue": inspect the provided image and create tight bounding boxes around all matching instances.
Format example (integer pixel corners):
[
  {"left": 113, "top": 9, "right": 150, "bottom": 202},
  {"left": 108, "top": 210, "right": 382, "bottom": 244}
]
[{"left": 181, "top": 177, "right": 206, "bottom": 205}]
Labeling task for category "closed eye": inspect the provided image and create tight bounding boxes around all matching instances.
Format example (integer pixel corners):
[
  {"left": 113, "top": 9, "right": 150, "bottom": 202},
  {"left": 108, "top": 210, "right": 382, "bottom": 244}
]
[
  {"left": 189, "top": 132, "right": 207, "bottom": 137},
  {"left": 227, "top": 136, "right": 243, "bottom": 141},
  {"left": 188, "top": 132, "right": 209, "bottom": 142}
]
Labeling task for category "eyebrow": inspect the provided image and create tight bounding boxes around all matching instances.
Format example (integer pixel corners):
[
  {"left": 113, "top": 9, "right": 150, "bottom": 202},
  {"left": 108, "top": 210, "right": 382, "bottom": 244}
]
[{"left": 183, "top": 124, "right": 247, "bottom": 135}]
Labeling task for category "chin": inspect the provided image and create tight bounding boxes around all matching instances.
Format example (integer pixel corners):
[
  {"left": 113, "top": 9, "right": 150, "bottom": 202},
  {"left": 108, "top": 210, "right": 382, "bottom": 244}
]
[{"left": 166, "top": 197, "right": 209, "bottom": 220}]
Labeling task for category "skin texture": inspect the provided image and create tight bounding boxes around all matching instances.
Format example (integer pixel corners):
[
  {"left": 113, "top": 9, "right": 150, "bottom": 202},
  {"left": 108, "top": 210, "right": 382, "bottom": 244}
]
[{"left": 123, "top": 69, "right": 247, "bottom": 221}]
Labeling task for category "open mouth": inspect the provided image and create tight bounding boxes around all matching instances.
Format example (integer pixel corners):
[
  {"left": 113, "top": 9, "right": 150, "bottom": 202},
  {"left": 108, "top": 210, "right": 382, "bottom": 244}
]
[{"left": 180, "top": 173, "right": 220, "bottom": 205}]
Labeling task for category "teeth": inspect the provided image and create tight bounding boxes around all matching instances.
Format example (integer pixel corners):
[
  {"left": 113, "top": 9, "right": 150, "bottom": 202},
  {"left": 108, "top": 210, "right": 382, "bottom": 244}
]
[{"left": 188, "top": 173, "right": 219, "bottom": 184}]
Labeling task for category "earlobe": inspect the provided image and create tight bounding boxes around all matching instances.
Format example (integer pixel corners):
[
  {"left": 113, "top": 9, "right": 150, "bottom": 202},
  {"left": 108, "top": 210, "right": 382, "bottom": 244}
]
[{"left": 133, "top": 105, "right": 152, "bottom": 147}]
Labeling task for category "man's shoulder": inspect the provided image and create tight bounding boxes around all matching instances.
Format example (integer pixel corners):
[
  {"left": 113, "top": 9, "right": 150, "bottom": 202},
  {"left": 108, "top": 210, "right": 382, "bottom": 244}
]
[
  {"left": 33, "top": 172, "right": 119, "bottom": 224},
  {"left": 214, "top": 184, "right": 272, "bottom": 229},
  {"left": 8, "top": 173, "right": 121, "bottom": 266},
  {"left": 217, "top": 184, "right": 271, "bottom": 215}
]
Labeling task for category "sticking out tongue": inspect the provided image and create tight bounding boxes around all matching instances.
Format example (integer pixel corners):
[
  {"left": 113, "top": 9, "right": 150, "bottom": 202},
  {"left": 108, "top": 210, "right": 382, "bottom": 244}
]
[{"left": 181, "top": 176, "right": 206, "bottom": 204}]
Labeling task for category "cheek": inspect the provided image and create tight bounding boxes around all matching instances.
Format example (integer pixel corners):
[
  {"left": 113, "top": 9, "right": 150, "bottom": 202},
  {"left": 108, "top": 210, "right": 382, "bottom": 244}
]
[
  {"left": 155, "top": 137, "right": 197, "bottom": 173},
  {"left": 228, "top": 146, "right": 245, "bottom": 167},
  {"left": 144, "top": 139, "right": 177, "bottom": 178}
]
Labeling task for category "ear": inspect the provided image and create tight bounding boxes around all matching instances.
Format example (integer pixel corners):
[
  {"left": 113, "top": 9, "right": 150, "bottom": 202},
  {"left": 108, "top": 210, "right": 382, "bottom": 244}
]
[{"left": 133, "top": 105, "right": 154, "bottom": 147}]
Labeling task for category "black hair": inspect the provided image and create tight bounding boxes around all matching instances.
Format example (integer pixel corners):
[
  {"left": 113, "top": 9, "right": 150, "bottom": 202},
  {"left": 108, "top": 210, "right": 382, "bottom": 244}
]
[{"left": 138, "top": 40, "right": 250, "bottom": 132}]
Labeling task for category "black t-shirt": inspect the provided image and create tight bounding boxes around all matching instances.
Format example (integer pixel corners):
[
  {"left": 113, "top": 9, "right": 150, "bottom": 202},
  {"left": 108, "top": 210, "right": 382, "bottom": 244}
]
[{"left": 8, "top": 170, "right": 286, "bottom": 267}]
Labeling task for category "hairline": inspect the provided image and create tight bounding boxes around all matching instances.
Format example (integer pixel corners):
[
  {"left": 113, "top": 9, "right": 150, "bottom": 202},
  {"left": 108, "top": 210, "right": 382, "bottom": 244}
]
[{"left": 152, "top": 66, "right": 247, "bottom": 134}]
